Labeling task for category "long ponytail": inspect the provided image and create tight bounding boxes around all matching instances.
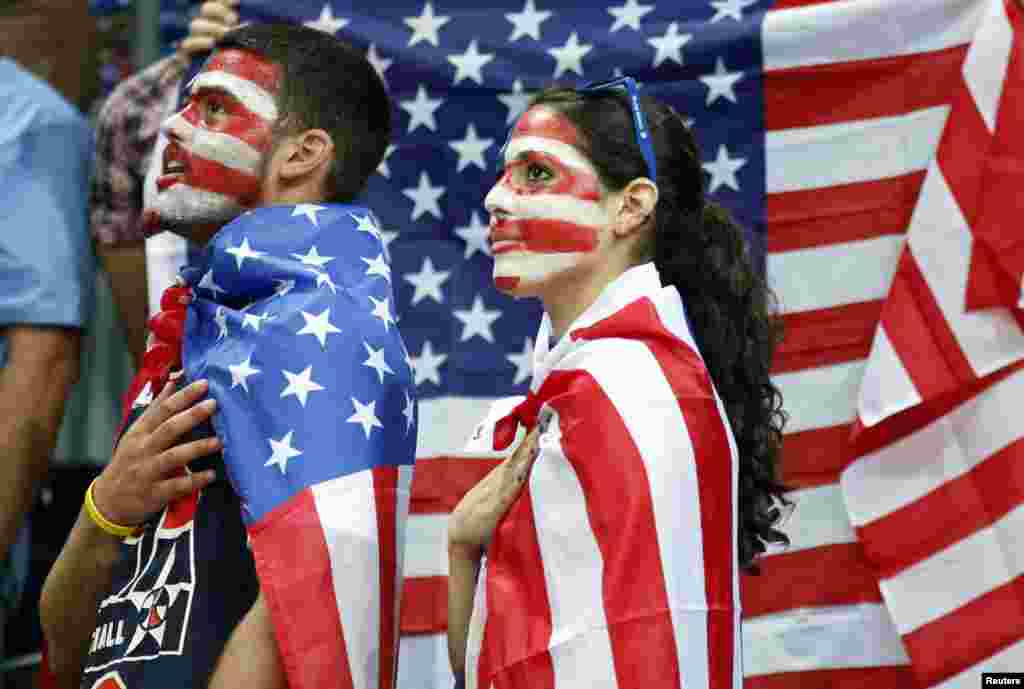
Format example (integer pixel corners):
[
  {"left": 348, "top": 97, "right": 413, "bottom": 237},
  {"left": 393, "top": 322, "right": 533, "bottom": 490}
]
[{"left": 530, "top": 87, "right": 791, "bottom": 571}]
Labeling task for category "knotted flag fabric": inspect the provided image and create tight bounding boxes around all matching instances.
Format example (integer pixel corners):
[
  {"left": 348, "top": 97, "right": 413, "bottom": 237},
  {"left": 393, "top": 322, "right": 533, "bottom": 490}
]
[
  {"left": 842, "top": 1, "right": 1024, "bottom": 686},
  {"left": 180, "top": 203, "right": 418, "bottom": 689}
]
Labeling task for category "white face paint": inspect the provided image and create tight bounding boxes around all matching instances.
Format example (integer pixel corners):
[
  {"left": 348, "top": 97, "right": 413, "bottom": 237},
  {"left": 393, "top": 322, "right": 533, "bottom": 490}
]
[
  {"left": 145, "top": 49, "right": 281, "bottom": 240},
  {"left": 484, "top": 118, "right": 613, "bottom": 295}
]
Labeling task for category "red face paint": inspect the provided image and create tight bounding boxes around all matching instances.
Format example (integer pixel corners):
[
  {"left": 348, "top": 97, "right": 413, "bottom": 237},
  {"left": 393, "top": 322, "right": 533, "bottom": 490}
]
[
  {"left": 498, "top": 152, "right": 601, "bottom": 202},
  {"left": 490, "top": 216, "right": 598, "bottom": 254},
  {"left": 510, "top": 106, "right": 582, "bottom": 149},
  {"left": 203, "top": 49, "right": 282, "bottom": 95}
]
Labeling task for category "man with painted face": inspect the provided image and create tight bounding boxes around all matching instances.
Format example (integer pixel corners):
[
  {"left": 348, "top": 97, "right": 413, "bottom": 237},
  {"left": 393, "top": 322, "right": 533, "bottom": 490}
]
[
  {"left": 39, "top": 23, "right": 415, "bottom": 689},
  {"left": 444, "top": 83, "right": 790, "bottom": 689}
]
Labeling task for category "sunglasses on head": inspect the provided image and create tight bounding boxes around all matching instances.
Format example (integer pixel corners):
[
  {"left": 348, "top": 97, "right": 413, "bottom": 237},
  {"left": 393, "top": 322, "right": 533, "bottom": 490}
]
[{"left": 498, "top": 75, "right": 658, "bottom": 182}]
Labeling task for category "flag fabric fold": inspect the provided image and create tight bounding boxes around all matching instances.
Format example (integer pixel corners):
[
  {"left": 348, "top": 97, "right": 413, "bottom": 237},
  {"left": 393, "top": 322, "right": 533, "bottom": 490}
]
[
  {"left": 181, "top": 203, "right": 418, "bottom": 689},
  {"left": 843, "top": 1, "right": 1024, "bottom": 686}
]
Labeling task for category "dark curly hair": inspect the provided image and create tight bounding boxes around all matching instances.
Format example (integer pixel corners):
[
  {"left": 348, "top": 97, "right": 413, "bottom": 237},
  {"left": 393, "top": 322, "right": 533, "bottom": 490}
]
[{"left": 528, "top": 86, "right": 790, "bottom": 572}]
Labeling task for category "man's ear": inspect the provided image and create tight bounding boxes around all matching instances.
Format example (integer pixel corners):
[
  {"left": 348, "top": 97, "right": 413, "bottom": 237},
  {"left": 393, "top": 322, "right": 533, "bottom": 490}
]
[
  {"left": 612, "top": 178, "right": 658, "bottom": 238},
  {"left": 277, "top": 128, "right": 334, "bottom": 182}
]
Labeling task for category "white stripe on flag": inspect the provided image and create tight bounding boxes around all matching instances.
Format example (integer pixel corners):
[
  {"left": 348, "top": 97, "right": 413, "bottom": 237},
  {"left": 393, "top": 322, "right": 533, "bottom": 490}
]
[
  {"left": 962, "top": 0, "right": 1013, "bottom": 133},
  {"left": 313, "top": 471, "right": 381, "bottom": 689},
  {"left": 765, "top": 106, "right": 948, "bottom": 194},
  {"left": 857, "top": 325, "right": 922, "bottom": 428},
  {"left": 530, "top": 406, "right": 619, "bottom": 686},
  {"left": 404, "top": 513, "right": 449, "bottom": 578},
  {"left": 772, "top": 359, "right": 866, "bottom": 434},
  {"left": 844, "top": 368, "right": 1024, "bottom": 528},
  {"left": 397, "top": 633, "right": 456, "bottom": 689},
  {"left": 190, "top": 69, "right": 280, "bottom": 121},
  {"left": 742, "top": 603, "right": 910, "bottom": 676},
  {"left": 907, "top": 165, "right": 1024, "bottom": 378},
  {"left": 578, "top": 338, "right": 712, "bottom": 689},
  {"left": 762, "top": 0, "right": 985, "bottom": 71},
  {"left": 933, "top": 638, "right": 1024, "bottom": 689},
  {"left": 417, "top": 397, "right": 497, "bottom": 457},
  {"left": 767, "top": 235, "right": 904, "bottom": 315},
  {"left": 881, "top": 502, "right": 1024, "bottom": 635},
  {"left": 766, "top": 483, "right": 857, "bottom": 555}
]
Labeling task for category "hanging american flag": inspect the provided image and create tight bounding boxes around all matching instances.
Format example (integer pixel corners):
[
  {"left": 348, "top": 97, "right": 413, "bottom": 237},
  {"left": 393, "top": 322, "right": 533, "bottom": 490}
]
[
  {"left": 202, "top": 0, "right": 1017, "bottom": 687},
  {"left": 843, "top": 0, "right": 1024, "bottom": 686},
  {"left": 180, "top": 203, "right": 417, "bottom": 689}
]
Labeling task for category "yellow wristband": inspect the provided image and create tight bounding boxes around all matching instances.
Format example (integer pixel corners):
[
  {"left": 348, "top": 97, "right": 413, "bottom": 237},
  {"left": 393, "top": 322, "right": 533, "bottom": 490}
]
[{"left": 85, "top": 479, "right": 140, "bottom": 538}]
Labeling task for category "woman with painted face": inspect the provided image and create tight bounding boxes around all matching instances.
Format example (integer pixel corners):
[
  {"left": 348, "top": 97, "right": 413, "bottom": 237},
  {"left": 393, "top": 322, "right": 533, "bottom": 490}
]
[{"left": 447, "top": 79, "right": 789, "bottom": 689}]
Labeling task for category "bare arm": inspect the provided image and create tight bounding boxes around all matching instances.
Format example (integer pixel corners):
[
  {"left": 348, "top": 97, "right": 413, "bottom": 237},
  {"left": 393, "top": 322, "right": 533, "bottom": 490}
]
[
  {"left": 446, "top": 426, "right": 540, "bottom": 677},
  {"left": 0, "top": 327, "right": 80, "bottom": 562},
  {"left": 208, "top": 592, "right": 286, "bottom": 689},
  {"left": 39, "top": 379, "right": 220, "bottom": 688},
  {"left": 447, "top": 544, "right": 483, "bottom": 678}
]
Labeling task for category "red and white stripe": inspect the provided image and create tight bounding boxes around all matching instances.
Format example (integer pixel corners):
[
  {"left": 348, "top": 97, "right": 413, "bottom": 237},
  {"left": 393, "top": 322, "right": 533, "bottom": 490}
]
[
  {"left": 840, "top": 1, "right": 1024, "bottom": 686},
  {"left": 394, "top": 3, "right": 1004, "bottom": 688},
  {"left": 249, "top": 464, "right": 413, "bottom": 689}
]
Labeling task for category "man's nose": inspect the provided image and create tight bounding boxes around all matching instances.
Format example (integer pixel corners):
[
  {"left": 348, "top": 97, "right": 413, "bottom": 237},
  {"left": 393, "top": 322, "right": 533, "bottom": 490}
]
[{"left": 160, "top": 109, "right": 190, "bottom": 143}]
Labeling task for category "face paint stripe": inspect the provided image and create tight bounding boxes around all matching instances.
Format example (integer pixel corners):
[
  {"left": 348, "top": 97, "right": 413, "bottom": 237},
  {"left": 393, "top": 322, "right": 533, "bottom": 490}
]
[
  {"left": 485, "top": 183, "right": 609, "bottom": 228},
  {"left": 180, "top": 156, "right": 261, "bottom": 201},
  {"left": 204, "top": 49, "right": 282, "bottom": 98},
  {"left": 510, "top": 106, "right": 581, "bottom": 149},
  {"left": 190, "top": 70, "right": 279, "bottom": 122},
  {"left": 492, "top": 218, "right": 598, "bottom": 254},
  {"left": 170, "top": 100, "right": 272, "bottom": 153},
  {"left": 188, "top": 126, "right": 265, "bottom": 175},
  {"left": 503, "top": 154, "right": 601, "bottom": 202},
  {"left": 504, "top": 136, "right": 597, "bottom": 177}
]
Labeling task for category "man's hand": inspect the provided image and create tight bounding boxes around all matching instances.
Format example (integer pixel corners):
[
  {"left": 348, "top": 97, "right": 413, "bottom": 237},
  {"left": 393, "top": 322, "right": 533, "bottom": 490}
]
[
  {"left": 91, "top": 378, "right": 221, "bottom": 528},
  {"left": 448, "top": 425, "right": 541, "bottom": 555}
]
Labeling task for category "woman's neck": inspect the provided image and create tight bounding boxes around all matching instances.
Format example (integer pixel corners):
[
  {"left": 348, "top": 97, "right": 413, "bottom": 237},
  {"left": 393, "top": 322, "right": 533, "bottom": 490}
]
[{"left": 540, "top": 260, "right": 630, "bottom": 342}]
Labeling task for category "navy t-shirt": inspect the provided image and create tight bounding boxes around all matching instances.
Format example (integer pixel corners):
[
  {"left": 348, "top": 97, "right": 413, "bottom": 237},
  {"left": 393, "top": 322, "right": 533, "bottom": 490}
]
[{"left": 78, "top": 407, "right": 259, "bottom": 689}]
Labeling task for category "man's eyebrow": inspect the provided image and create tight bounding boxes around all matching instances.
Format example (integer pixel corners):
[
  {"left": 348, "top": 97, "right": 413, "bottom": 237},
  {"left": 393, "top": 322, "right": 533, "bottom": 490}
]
[{"left": 189, "top": 84, "right": 240, "bottom": 101}]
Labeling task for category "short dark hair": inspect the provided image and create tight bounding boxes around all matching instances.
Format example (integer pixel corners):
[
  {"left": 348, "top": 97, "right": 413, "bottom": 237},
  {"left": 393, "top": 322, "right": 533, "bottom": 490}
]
[{"left": 216, "top": 23, "right": 391, "bottom": 202}]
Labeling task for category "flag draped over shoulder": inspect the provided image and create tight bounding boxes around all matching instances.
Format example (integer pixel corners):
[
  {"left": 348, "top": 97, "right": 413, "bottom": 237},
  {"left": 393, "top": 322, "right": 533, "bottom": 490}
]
[
  {"left": 216, "top": 1, "right": 1018, "bottom": 687},
  {"left": 181, "top": 203, "right": 418, "bottom": 689},
  {"left": 842, "top": 1, "right": 1024, "bottom": 686}
]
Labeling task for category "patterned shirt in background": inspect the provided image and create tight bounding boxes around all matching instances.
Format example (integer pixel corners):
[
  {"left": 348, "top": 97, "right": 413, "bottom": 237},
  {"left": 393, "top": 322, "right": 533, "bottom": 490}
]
[{"left": 89, "top": 56, "right": 180, "bottom": 246}]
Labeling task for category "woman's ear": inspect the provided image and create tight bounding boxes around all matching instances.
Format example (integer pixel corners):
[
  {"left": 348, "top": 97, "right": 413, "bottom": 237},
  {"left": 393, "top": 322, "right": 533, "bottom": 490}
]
[
  {"left": 277, "top": 128, "right": 334, "bottom": 182},
  {"left": 613, "top": 178, "right": 658, "bottom": 238}
]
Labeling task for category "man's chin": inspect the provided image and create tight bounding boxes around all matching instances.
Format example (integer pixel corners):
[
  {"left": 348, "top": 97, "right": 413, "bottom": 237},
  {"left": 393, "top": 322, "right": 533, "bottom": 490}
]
[{"left": 144, "top": 188, "right": 245, "bottom": 244}]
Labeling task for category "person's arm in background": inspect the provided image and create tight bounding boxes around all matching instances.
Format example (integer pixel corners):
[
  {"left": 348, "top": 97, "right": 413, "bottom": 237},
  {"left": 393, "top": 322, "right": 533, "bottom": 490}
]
[
  {"left": 90, "top": 0, "right": 240, "bottom": 371},
  {"left": 0, "top": 329, "right": 81, "bottom": 561},
  {"left": 39, "top": 379, "right": 220, "bottom": 689}
]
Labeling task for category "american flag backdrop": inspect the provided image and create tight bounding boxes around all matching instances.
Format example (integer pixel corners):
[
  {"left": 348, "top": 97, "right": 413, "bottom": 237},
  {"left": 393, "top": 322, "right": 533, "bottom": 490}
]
[{"left": 169, "top": 0, "right": 1024, "bottom": 687}]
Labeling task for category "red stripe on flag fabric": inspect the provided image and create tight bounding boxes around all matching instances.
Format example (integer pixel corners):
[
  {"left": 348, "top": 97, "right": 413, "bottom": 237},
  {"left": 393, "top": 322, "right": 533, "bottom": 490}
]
[
  {"left": 850, "top": 360, "right": 1024, "bottom": 455},
  {"left": 764, "top": 47, "right": 967, "bottom": 131},
  {"left": 879, "top": 250, "right": 975, "bottom": 401},
  {"left": 574, "top": 297, "right": 737, "bottom": 689},
  {"left": 780, "top": 424, "right": 852, "bottom": 487},
  {"left": 775, "top": 303, "right": 879, "bottom": 374},
  {"left": 969, "top": 10, "right": 1024, "bottom": 303},
  {"left": 857, "top": 436, "right": 1024, "bottom": 580},
  {"left": 481, "top": 483, "right": 555, "bottom": 689},
  {"left": 965, "top": 239, "right": 1021, "bottom": 311},
  {"left": 900, "top": 575, "right": 1024, "bottom": 687},
  {"left": 400, "top": 576, "right": 448, "bottom": 635},
  {"left": 410, "top": 456, "right": 500, "bottom": 515},
  {"left": 248, "top": 489, "right": 355, "bottom": 689},
  {"left": 935, "top": 73, "right": 995, "bottom": 231},
  {"left": 744, "top": 665, "right": 916, "bottom": 689},
  {"left": 542, "top": 367, "right": 684, "bottom": 689},
  {"left": 742, "top": 544, "right": 883, "bottom": 618},
  {"left": 372, "top": 466, "right": 400, "bottom": 689},
  {"left": 766, "top": 173, "right": 923, "bottom": 253}
]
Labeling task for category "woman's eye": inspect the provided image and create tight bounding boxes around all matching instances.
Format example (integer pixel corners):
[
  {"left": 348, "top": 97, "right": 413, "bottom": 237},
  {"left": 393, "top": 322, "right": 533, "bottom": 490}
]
[{"left": 525, "top": 163, "right": 550, "bottom": 182}]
